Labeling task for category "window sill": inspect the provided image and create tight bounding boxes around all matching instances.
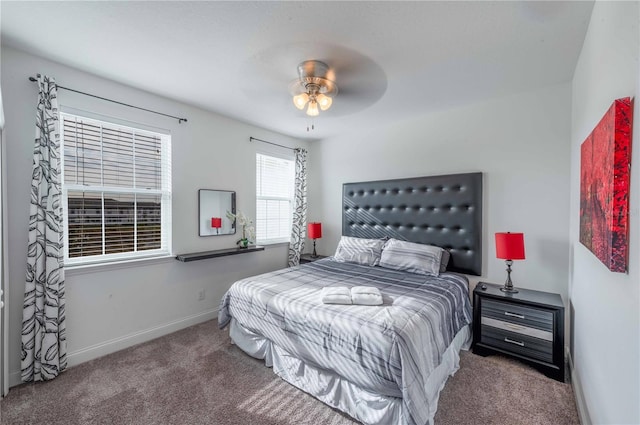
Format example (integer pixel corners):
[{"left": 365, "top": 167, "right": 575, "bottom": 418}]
[
  {"left": 65, "top": 254, "right": 175, "bottom": 276},
  {"left": 258, "top": 241, "right": 290, "bottom": 248}
]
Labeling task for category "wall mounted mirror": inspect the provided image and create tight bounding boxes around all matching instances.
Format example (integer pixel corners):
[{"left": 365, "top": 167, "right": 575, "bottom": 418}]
[{"left": 198, "top": 189, "right": 236, "bottom": 236}]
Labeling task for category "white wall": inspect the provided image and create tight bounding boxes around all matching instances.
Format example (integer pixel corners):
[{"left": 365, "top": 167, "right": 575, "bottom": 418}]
[
  {"left": 309, "top": 84, "right": 572, "bottom": 299},
  {"left": 1, "top": 46, "right": 307, "bottom": 387},
  {"left": 569, "top": 2, "right": 640, "bottom": 424},
  {"left": 0, "top": 84, "right": 7, "bottom": 397}
]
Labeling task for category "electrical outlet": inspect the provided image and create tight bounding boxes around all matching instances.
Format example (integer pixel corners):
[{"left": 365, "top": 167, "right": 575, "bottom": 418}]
[{"left": 198, "top": 289, "right": 205, "bottom": 301}]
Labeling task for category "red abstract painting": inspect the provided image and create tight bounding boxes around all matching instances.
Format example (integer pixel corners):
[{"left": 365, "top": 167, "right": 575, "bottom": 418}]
[{"left": 580, "top": 97, "right": 633, "bottom": 273}]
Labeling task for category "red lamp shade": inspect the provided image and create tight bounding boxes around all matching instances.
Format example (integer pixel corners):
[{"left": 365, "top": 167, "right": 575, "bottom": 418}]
[
  {"left": 308, "top": 222, "right": 322, "bottom": 239},
  {"left": 211, "top": 217, "right": 222, "bottom": 228},
  {"left": 495, "top": 232, "right": 525, "bottom": 260}
]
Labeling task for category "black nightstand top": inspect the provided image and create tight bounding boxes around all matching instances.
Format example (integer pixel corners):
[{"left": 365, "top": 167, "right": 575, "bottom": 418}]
[
  {"left": 300, "top": 253, "right": 328, "bottom": 263},
  {"left": 475, "top": 282, "right": 563, "bottom": 309}
]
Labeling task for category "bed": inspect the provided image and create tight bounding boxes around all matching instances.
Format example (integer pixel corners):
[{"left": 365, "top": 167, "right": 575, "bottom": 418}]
[{"left": 218, "top": 173, "right": 483, "bottom": 425}]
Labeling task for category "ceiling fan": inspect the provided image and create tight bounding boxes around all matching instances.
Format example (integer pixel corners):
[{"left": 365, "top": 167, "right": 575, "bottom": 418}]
[
  {"left": 239, "top": 43, "right": 388, "bottom": 130},
  {"left": 288, "top": 60, "right": 339, "bottom": 117}
]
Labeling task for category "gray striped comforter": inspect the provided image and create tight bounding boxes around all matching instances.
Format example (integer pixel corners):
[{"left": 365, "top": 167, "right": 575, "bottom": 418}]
[{"left": 218, "top": 258, "right": 472, "bottom": 425}]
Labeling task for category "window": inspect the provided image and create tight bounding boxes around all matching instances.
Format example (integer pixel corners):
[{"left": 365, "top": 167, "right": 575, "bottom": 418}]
[
  {"left": 61, "top": 113, "right": 171, "bottom": 265},
  {"left": 256, "top": 153, "right": 295, "bottom": 244}
]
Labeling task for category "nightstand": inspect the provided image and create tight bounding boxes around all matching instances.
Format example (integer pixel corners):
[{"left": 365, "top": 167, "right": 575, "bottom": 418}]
[
  {"left": 299, "top": 253, "right": 328, "bottom": 264},
  {"left": 472, "top": 282, "right": 565, "bottom": 382}
]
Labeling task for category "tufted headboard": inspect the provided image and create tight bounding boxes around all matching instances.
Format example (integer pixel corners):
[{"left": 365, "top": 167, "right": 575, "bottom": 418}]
[{"left": 342, "top": 172, "right": 483, "bottom": 276}]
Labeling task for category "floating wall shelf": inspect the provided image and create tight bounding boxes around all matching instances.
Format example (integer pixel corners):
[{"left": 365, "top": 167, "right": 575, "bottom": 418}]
[{"left": 175, "top": 246, "right": 265, "bottom": 262}]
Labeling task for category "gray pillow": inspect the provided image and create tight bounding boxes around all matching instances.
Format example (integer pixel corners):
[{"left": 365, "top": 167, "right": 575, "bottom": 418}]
[
  {"left": 439, "top": 249, "right": 450, "bottom": 273},
  {"left": 333, "top": 236, "right": 385, "bottom": 266},
  {"left": 379, "top": 238, "right": 443, "bottom": 276}
]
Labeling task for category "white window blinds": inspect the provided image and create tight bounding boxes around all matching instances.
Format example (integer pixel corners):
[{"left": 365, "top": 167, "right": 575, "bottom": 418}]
[
  {"left": 61, "top": 113, "right": 171, "bottom": 264},
  {"left": 256, "top": 153, "right": 295, "bottom": 244}
]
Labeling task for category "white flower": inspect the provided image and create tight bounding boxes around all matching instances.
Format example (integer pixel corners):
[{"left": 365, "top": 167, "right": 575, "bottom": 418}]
[{"left": 226, "top": 210, "right": 255, "bottom": 243}]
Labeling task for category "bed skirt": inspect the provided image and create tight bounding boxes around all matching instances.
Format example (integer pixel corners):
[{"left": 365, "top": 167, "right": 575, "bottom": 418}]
[{"left": 229, "top": 318, "right": 471, "bottom": 425}]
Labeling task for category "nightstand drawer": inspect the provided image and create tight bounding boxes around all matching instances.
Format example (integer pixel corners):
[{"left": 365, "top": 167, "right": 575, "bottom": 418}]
[
  {"left": 483, "top": 299, "right": 553, "bottom": 331},
  {"left": 481, "top": 316, "right": 553, "bottom": 341},
  {"left": 481, "top": 325, "right": 553, "bottom": 363}
]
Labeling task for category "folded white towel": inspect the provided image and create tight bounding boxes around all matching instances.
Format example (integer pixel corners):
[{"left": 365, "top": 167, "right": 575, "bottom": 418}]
[
  {"left": 351, "top": 286, "right": 383, "bottom": 306},
  {"left": 321, "top": 287, "right": 352, "bottom": 305}
]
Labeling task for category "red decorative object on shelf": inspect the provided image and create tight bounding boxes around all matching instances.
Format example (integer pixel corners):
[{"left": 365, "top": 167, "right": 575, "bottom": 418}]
[{"left": 211, "top": 217, "right": 222, "bottom": 234}]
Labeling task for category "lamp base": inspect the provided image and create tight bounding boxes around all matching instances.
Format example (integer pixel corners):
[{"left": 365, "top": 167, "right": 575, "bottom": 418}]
[
  {"left": 311, "top": 239, "right": 318, "bottom": 258},
  {"left": 500, "top": 286, "right": 519, "bottom": 294},
  {"left": 500, "top": 259, "right": 519, "bottom": 293}
]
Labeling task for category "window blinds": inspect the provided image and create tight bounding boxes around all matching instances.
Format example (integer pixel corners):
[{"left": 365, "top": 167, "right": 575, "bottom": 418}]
[
  {"left": 256, "top": 153, "right": 295, "bottom": 243},
  {"left": 61, "top": 113, "right": 171, "bottom": 263}
]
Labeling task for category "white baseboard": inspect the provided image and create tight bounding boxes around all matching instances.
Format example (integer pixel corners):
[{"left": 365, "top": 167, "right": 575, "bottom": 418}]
[
  {"left": 568, "top": 351, "right": 592, "bottom": 425},
  {"left": 9, "top": 308, "right": 217, "bottom": 389}
]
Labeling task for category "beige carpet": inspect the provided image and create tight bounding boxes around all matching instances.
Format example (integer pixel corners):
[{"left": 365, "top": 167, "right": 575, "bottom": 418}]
[
  {"left": 434, "top": 351, "right": 578, "bottom": 425},
  {"left": 0, "top": 320, "right": 579, "bottom": 425}
]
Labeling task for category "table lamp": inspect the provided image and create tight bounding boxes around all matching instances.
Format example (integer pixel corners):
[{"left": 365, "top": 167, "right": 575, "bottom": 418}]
[
  {"left": 495, "top": 232, "right": 525, "bottom": 293},
  {"left": 307, "top": 222, "right": 322, "bottom": 258},
  {"left": 211, "top": 217, "right": 222, "bottom": 235}
]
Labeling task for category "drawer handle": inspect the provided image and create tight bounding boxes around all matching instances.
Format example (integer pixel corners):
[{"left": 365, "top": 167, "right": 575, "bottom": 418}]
[
  {"left": 505, "top": 311, "right": 525, "bottom": 319},
  {"left": 504, "top": 337, "right": 525, "bottom": 347}
]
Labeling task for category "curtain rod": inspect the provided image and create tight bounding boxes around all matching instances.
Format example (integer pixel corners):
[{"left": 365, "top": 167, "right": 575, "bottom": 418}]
[
  {"left": 28, "top": 76, "right": 188, "bottom": 124},
  {"left": 249, "top": 136, "right": 294, "bottom": 151}
]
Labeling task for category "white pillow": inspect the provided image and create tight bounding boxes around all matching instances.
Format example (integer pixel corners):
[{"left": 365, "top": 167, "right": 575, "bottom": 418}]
[
  {"left": 333, "top": 236, "right": 385, "bottom": 266},
  {"left": 379, "top": 238, "right": 443, "bottom": 276}
]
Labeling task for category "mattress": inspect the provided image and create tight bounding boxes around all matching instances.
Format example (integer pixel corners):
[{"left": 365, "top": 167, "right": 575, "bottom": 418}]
[{"left": 218, "top": 258, "right": 472, "bottom": 425}]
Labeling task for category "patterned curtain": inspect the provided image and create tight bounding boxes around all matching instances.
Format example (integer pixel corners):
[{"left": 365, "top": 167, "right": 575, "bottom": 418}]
[
  {"left": 21, "top": 75, "right": 67, "bottom": 382},
  {"left": 287, "top": 148, "right": 308, "bottom": 266}
]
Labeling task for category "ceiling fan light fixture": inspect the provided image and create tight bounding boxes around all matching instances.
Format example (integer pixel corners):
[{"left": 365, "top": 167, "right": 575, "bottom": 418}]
[
  {"left": 317, "top": 93, "right": 332, "bottom": 111},
  {"left": 293, "top": 92, "right": 309, "bottom": 110},
  {"left": 306, "top": 100, "right": 319, "bottom": 117},
  {"left": 289, "top": 60, "right": 338, "bottom": 118}
]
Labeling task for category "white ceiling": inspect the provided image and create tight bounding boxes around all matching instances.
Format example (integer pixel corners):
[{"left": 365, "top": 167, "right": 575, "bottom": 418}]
[{"left": 1, "top": 1, "right": 594, "bottom": 141}]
